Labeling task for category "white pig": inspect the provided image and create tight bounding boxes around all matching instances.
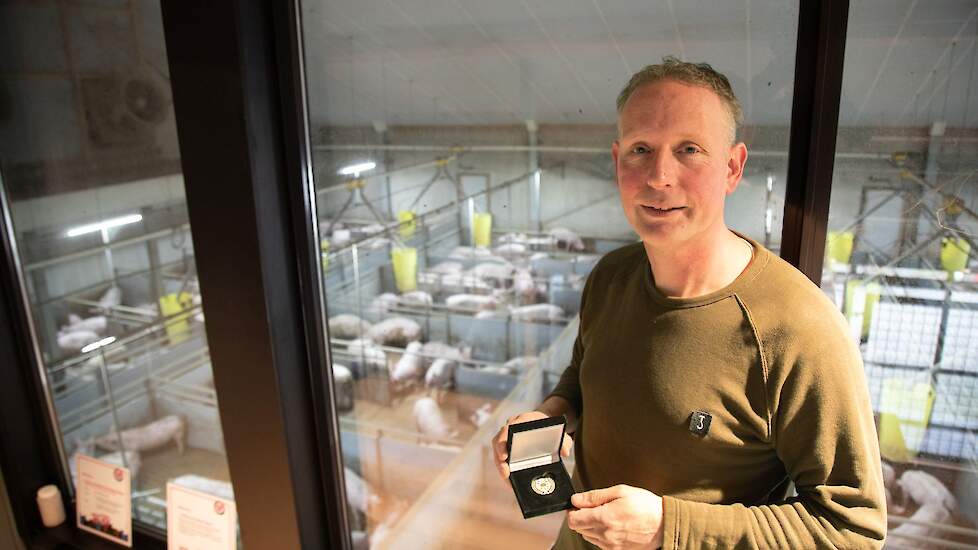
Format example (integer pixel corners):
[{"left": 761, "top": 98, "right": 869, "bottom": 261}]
[
  {"left": 367, "top": 293, "right": 400, "bottom": 317},
  {"left": 400, "top": 290, "right": 434, "bottom": 307},
  {"left": 95, "top": 414, "right": 186, "bottom": 455},
  {"left": 65, "top": 314, "right": 108, "bottom": 335},
  {"left": 503, "top": 356, "right": 539, "bottom": 372},
  {"left": 345, "top": 338, "right": 387, "bottom": 369},
  {"left": 494, "top": 243, "right": 527, "bottom": 259},
  {"left": 897, "top": 469, "right": 957, "bottom": 511},
  {"left": 886, "top": 503, "right": 952, "bottom": 549},
  {"left": 548, "top": 227, "right": 585, "bottom": 251},
  {"left": 469, "top": 262, "right": 515, "bottom": 288},
  {"left": 97, "top": 286, "right": 122, "bottom": 310},
  {"left": 413, "top": 397, "right": 458, "bottom": 442},
  {"left": 366, "top": 317, "right": 423, "bottom": 348},
  {"left": 328, "top": 314, "right": 373, "bottom": 339},
  {"left": 425, "top": 358, "right": 456, "bottom": 389},
  {"left": 510, "top": 303, "right": 564, "bottom": 322},
  {"left": 468, "top": 403, "right": 493, "bottom": 427},
  {"left": 445, "top": 294, "right": 500, "bottom": 311},
  {"left": 57, "top": 330, "right": 100, "bottom": 352},
  {"left": 429, "top": 261, "right": 463, "bottom": 274},
  {"left": 391, "top": 342, "right": 426, "bottom": 383}
]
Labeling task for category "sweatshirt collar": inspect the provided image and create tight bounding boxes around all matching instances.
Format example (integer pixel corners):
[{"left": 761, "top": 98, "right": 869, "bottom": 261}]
[{"left": 643, "top": 230, "right": 771, "bottom": 309}]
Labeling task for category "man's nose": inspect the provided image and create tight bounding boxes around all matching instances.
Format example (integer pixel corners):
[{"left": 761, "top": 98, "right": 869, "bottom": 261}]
[{"left": 645, "top": 152, "right": 675, "bottom": 189}]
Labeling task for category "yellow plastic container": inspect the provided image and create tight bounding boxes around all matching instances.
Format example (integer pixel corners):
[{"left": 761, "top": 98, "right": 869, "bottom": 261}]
[
  {"left": 878, "top": 379, "right": 935, "bottom": 463},
  {"left": 398, "top": 210, "right": 416, "bottom": 239},
  {"left": 844, "top": 280, "right": 881, "bottom": 339},
  {"left": 472, "top": 213, "right": 492, "bottom": 248},
  {"left": 159, "top": 292, "right": 193, "bottom": 344},
  {"left": 826, "top": 231, "right": 854, "bottom": 265},
  {"left": 940, "top": 237, "right": 970, "bottom": 273},
  {"left": 391, "top": 247, "right": 417, "bottom": 292}
]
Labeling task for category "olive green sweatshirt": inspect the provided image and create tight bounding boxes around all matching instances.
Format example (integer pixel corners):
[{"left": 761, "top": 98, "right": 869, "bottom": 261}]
[{"left": 548, "top": 236, "right": 886, "bottom": 549}]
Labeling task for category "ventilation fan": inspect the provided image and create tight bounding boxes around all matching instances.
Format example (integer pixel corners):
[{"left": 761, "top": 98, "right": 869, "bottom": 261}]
[{"left": 82, "top": 68, "right": 171, "bottom": 148}]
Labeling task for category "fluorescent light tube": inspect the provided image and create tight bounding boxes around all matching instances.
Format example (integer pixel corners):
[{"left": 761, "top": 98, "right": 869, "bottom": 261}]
[
  {"left": 66, "top": 214, "right": 143, "bottom": 237},
  {"left": 81, "top": 336, "right": 117, "bottom": 354},
  {"left": 337, "top": 161, "right": 376, "bottom": 176}
]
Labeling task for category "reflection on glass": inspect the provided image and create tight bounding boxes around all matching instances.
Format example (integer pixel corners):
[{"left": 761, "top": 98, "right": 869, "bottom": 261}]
[
  {"left": 300, "top": 1, "right": 798, "bottom": 546},
  {"left": 822, "top": 0, "right": 978, "bottom": 546},
  {"left": 0, "top": 1, "right": 237, "bottom": 540}
]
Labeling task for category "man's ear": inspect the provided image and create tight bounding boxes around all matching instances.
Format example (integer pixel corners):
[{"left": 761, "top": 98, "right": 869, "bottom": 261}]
[
  {"left": 725, "top": 142, "right": 748, "bottom": 194},
  {"left": 611, "top": 140, "right": 620, "bottom": 166}
]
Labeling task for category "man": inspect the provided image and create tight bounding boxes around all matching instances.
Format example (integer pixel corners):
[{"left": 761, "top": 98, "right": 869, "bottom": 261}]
[{"left": 492, "top": 57, "right": 886, "bottom": 549}]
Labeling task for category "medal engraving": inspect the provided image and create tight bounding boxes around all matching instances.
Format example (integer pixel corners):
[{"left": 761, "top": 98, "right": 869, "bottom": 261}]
[{"left": 530, "top": 474, "right": 556, "bottom": 496}]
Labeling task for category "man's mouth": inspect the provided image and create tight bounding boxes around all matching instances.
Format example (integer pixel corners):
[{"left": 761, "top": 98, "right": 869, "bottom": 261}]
[{"left": 642, "top": 205, "right": 685, "bottom": 213}]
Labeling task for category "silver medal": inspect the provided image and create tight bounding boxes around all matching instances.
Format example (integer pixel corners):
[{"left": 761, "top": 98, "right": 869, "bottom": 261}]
[{"left": 530, "top": 474, "right": 556, "bottom": 496}]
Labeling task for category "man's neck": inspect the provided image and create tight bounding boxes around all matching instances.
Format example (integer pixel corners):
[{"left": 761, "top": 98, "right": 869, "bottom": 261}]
[{"left": 643, "top": 228, "right": 753, "bottom": 299}]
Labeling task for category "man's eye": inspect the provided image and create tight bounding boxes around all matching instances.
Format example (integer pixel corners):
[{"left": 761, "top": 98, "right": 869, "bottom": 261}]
[
  {"left": 679, "top": 145, "right": 700, "bottom": 155},
  {"left": 631, "top": 145, "right": 649, "bottom": 154}
]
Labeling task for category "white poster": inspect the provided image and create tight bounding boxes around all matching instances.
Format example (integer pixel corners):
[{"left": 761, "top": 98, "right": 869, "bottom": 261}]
[
  {"left": 75, "top": 454, "right": 133, "bottom": 547},
  {"left": 167, "top": 482, "right": 237, "bottom": 550}
]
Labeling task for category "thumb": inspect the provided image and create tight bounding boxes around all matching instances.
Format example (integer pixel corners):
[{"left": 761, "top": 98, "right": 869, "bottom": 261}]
[{"left": 571, "top": 485, "right": 627, "bottom": 508}]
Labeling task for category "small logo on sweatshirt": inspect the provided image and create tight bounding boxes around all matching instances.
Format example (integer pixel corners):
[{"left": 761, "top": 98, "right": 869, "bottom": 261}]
[{"left": 689, "top": 411, "right": 712, "bottom": 436}]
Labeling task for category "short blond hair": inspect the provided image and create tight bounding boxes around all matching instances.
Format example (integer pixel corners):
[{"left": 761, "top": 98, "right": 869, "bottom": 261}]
[{"left": 617, "top": 56, "right": 742, "bottom": 143}]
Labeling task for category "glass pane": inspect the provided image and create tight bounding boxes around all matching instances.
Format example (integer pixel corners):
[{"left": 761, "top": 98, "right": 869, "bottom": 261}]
[
  {"left": 300, "top": 2, "right": 798, "bottom": 547},
  {"left": 0, "top": 1, "right": 238, "bottom": 541},
  {"left": 824, "top": 0, "right": 978, "bottom": 546}
]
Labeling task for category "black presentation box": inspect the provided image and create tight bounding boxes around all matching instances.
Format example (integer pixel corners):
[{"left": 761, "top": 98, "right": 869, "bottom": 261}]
[{"left": 506, "top": 415, "right": 574, "bottom": 519}]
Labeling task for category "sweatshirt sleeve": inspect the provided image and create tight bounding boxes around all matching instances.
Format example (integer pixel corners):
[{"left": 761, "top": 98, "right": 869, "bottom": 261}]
[{"left": 661, "top": 307, "right": 887, "bottom": 550}]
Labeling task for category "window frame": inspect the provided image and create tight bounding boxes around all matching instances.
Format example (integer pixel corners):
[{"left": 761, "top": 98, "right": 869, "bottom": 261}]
[{"left": 0, "top": 0, "right": 848, "bottom": 547}]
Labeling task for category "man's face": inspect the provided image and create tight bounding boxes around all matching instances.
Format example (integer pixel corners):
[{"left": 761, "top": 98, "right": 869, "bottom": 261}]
[{"left": 612, "top": 79, "right": 747, "bottom": 249}]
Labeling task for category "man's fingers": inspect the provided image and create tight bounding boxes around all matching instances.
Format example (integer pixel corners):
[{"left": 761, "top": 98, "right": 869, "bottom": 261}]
[
  {"left": 560, "top": 434, "right": 573, "bottom": 457},
  {"left": 571, "top": 485, "right": 627, "bottom": 508},
  {"left": 566, "top": 507, "right": 602, "bottom": 532}
]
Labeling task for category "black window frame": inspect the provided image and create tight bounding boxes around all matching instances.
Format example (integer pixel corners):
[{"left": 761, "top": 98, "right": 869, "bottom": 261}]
[{"left": 0, "top": 0, "right": 848, "bottom": 547}]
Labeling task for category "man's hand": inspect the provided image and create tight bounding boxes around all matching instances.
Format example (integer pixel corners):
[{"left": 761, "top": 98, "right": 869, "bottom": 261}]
[
  {"left": 491, "top": 410, "right": 574, "bottom": 483},
  {"left": 567, "top": 485, "right": 665, "bottom": 550}
]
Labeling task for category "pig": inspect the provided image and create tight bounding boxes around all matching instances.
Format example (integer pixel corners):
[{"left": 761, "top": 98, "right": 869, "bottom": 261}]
[
  {"left": 421, "top": 341, "right": 470, "bottom": 362},
  {"left": 97, "top": 286, "right": 122, "bottom": 310},
  {"left": 345, "top": 338, "right": 387, "bottom": 369},
  {"left": 512, "top": 269, "right": 539, "bottom": 302},
  {"left": 344, "top": 466, "right": 382, "bottom": 518},
  {"left": 498, "top": 232, "right": 528, "bottom": 244},
  {"left": 368, "top": 293, "right": 400, "bottom": 317},
  {"left": 448, "top": 246, "right": 492, "bottom": 259},
  {"left": 400, "top": 290, "right": 433, "bottom": 307},
  {"left": 548, "top": 227, "right": 585, "bottom": 251},
  {"left": 329, "top": 314, "right": 373, "bottom": 339},
  {"left": 390, "top": 342, "right": 425, "bottom": 383},
  {"left": 413, "top": 397, "right": 458, "bottom": 442},
  {"left": 445, "top": 294, "right": 500, "bottom": 311},
  {"left": 429, "top": 261, "right": 463, "bottom": 274},
  {"left": 510, "top": 303, "right": 564, "bottom": 322},
  {"left": 494, "top": 243, "right": 527, "bottom": 259},
  {"left": 425, "top": 358, "right": 457, "bottom": 390},
  {"left": 57, "top": 330, "right": 100, "bottom": 353},
  {"left": 468, "top": 403, "right": 493, "bottom": 427},
  {"left": 885, "top": 503, "right": 952, "bottom": 549},
  {"left": 95, "top": 414, "right": 186, "bottom": 455},
  {"left": 503, "top": 356, "right": 539, "bottom": 372},
  {"left": 64, "top": 314, "right": 108, "bottom": 335},
  {"left": 897, "top": 469, "right": 957, "bottom": 512},
  {"left": 469, "top": 262, "right": 516, "bottom": 288},
  {"left": 366, "top": 317, "right": 423, "bottom": 348},
  {"left": 172, "top": 474, "right": 234, "bottom": 501}
]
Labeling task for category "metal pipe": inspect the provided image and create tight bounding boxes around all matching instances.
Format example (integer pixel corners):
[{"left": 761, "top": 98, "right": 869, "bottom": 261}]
[{"left": 527, "top": 120, "right": 541, "bottom": 231}]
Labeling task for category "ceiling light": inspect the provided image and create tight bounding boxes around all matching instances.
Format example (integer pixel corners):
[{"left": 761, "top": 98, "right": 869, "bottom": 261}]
[
  {"left": 66, "top": 214, "right": 143, "bottom": 238},
  {"left": 338, "top": 161, "right": 376, "bottom": 177},
  {"left": 81, "top": 336, "right": 116, "bottom": 354}
]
